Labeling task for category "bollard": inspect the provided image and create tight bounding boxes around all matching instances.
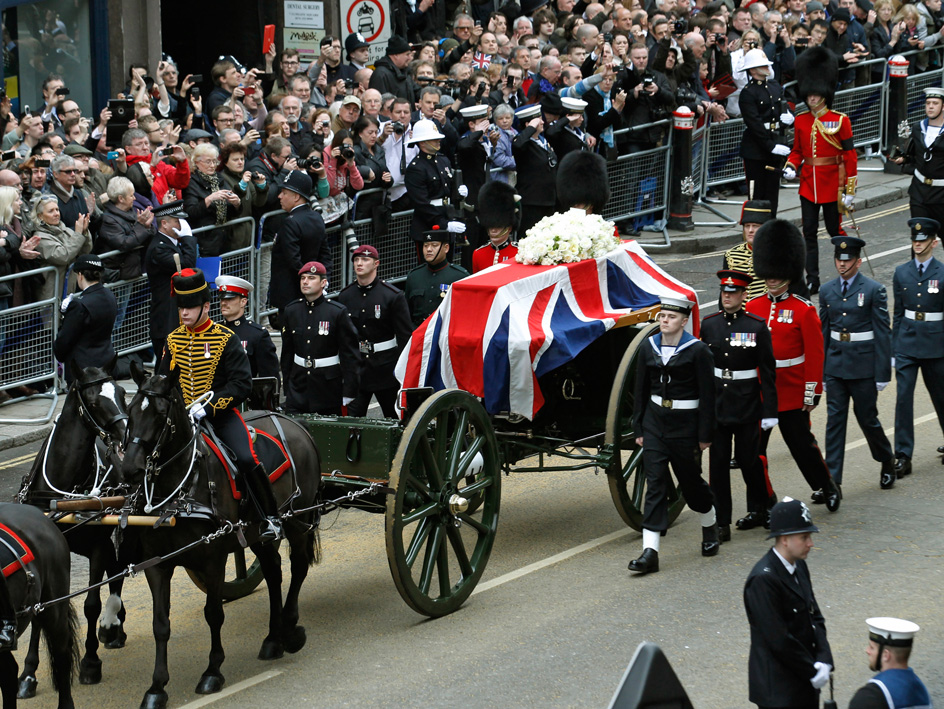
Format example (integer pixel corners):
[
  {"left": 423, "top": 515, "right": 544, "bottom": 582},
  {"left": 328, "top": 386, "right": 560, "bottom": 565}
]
[
  {"left": 667, "top": 107, "right": 695, "bottom": 231},
  {"left": 884, "top": 55, "right": 910, "bottom": 175}
]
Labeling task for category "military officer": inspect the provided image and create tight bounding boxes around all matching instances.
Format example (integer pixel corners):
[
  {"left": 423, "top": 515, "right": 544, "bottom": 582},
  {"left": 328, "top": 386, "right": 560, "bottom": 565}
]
[
  {"left": 744, "top": 498, "right": 834, "bottom": 709},
  {"left": 738, "top": 49, "right": 793, "bottom": 216},
  {"left": 849, "top": 618, "right": 931, "bottom": 709},
  {"left": 161, "top": 268, "right": 281, "bottom": 542},
  {"left": 897, "top": 87, "right": 944, "bottom": 227},
  {"left": 701, "top": 270, "right": 779, "bottom": 539},
  {"left": 819, "top": 236, "right": 896, "bottom": 494},
  {"left": 545, "top": 95, "right": 592, "bottom": 160},
  {"left": 405, "top": 119, "right": 464, "bottom": 244},
  {"left": 144, "top": 200, "right": 196, "bottom": 370},
  {"left": 403, "top": 226, "right": 469, "bottom": 327},
  {"left": 472, "top": 180, "right": 519, "bottom": 274},
  {"left": 53, "top": 254, "right": 117, "bottom": 384},
  {"left": 723, "top": 200, "right": 774, "bottom": 302},
  {"left": 335, "top": 245, "right": 413, "bottom": 418},
  {"left": 782, "top": 47, "right": 857, "bottom": 295},
  {"left": 512, "top": 103, "right": 558, "bottom": 236},
  {"left": 214, "top": 275, "right": 279, "bottom": 381},
  {"left": 746, "top": 219, "right": 842, "bottom": 512},
  {"left": 891, "top": 217, "right": 944, "bottom": 478},
  {"left": 280, "top": 261, "right": 360, "bottom": 416},
  {"left": 455, "top": 103, "right": 497, "bottom": 266},
  {"left": 628, "top": 296, "right": 719, "bottom": 576}
]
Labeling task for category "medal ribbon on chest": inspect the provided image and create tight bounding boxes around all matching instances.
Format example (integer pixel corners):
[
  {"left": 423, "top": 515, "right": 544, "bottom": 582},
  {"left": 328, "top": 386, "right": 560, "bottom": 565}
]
[
  {"left": 929, "top": 280, "right": 939, "bottom": 294},
  {"left": 777, "top": 309, "right": 794, "bottom": 324},
  {"left": 375, "top": 304, "right": 381, "bottom": 319}
]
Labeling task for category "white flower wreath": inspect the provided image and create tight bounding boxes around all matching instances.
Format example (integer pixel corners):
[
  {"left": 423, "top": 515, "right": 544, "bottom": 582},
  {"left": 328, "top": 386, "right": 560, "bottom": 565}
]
[{"left": 514, "top": 208, "right": 621, "bottom": 266}]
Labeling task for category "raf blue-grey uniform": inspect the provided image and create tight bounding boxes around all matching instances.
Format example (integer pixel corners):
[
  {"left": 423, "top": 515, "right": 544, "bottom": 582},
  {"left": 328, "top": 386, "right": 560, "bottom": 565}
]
[
  {"left": 819, "top": 237, "right": 895, "bottom": 489},
  {"left": 892, "top": 217, "right": 944, "bottom": 474}
]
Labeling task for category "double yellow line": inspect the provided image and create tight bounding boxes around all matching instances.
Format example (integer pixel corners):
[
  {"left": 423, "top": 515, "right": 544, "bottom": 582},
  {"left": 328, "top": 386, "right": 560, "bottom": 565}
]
[
  {"left": 0, "top": 453, "right": 36, "bottom": 472},
  {"left": 818, "top": 203, "right": 910, "bottom": 236}
]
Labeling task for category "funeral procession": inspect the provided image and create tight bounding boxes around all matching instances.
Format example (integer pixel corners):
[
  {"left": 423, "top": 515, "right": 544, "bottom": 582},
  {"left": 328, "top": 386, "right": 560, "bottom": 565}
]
[{"left": 0, "top": 0, "right": 943, "bottom": 706}]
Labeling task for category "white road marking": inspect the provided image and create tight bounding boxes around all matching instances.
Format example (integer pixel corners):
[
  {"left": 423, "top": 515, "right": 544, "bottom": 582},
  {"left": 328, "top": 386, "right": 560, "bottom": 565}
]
[
  {"left": 845, "top": 412, "right": 938, "bottom": 451},
  {"left": 177, "top": 670, "right": 282, "bottom": 708}
]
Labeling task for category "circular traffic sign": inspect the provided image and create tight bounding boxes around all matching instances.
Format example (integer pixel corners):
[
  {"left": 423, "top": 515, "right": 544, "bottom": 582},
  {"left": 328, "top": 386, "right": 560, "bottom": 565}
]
[{"left": 346, "top": 0, "right": 386, "bottom": 43}]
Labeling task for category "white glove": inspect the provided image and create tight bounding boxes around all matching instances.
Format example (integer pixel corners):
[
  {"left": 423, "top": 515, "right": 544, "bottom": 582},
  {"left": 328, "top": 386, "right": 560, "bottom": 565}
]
[
  {"left": 457, "top": 185, "right": 469, "bottom": 198},
  {"left": 783, "top": 166, "right": 796, "bottom": 180},
  {"left": 60, "top": 293, "right": 74, "bottom": 313},
  {"left": 810, "top": 662, "right": 831, "bottom": 690},
  {"left": 891, "top": 357, "right": 896, "bottom": 369},
  {"left": 761, "top": 417, "right": 779, "bottom": 431},
  {"left": 876, "top": 381, "right": 889, "bottom": 392},
  {"left": 771, "top": 144, "right": 791, "bottom": 157},
  {"left": 342, "top": 397, "right": 354, "bottom": 406},
  {"left": 172, "top": 219, "right": 193, "bottom": 238},
  {"left": 447, "top": 220, "right": 466, "bottom": 234},
  {"left": 843, "top": 193, "right": 855, "bottom": 209},
  {"left": 780, "top": 111, "right": 795, "bottom": 126},
  {"left": 188, "top": 401, "right": 206, "bottom": 421}
]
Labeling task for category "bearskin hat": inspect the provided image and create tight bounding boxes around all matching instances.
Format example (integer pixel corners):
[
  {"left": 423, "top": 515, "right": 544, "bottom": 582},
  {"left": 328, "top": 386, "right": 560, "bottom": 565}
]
[
  {"left": 477, "top": 181, "right": 520, "bottom": 231},
  {"left": 556, "top": 151, "right": 610, "bottom": 212},
  {"left": 796, "top": 46, "right": 838, "bottom": 110},
  {"left": 753, "top": 219, "right": 806, "bottom": 284}
]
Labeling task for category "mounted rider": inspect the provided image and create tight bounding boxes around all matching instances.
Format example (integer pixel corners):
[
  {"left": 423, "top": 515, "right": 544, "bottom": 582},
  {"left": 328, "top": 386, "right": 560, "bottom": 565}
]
[{"left": 161, "top": 268, "right": 281, "bottom": 543}]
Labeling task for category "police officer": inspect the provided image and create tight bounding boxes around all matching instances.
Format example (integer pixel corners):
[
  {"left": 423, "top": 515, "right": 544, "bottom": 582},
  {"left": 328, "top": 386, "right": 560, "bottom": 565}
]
[
  {"left": 162, "top": 268, "right": 281, "bottom": 542},
  {"left": 512, "top": 103, "right": 558, "bottom": 236},
  {"left": 849, "top": 618, "right": 931, "bottom": 709},
  {"left": 897, "top": 87, "right": 944, "bottom": 227},
  {"left": 723, "top": 200, "right": 773, "bottom": 301},
  {"left": 335, "top": 245, "right": 413, "bottom": 418},
  {"left": 214, "top": 275, "right": 279, "bottom": 382},
  {"left": 269, "top": 170, "right": 332, "bottom": 318},
  {"left": 405, "top": 119, "right": 464, "bottom": 245},
  {"left": 545, "top": 96, "right": 592, "bottom": 159},
  {"left": 53, "top": 254, "right": 117, "bottom": 384},
  {"left": 471, "top": 180, "right": 519, "bottom": 274},
  {"left": 746, "top": 219, "right": 842, "bottom": 511},
  {"left": 744, "top": 498, "right": 834, "bottom": 709},
  {"left": 701, "top": 270, "right": 778, "bottom": 539},
  {"left": 738, "top": 49, "right": 793, "bottom": 216},
  {"left": 628, "top": 296, "right": 719, "bottom": 575},
  {"left": 280, "top": 261, "right": 360, "bottom": 415},
  {"left": 891, "top": 217, "right": 944, "bottom": 478},
  {"left": 144, "top": 200, "right": 196, "bottom": 370},
  {"left": 403, "top": 226, "right": 469, "bottom": 327},
  {"left": 819, "top": 236, "right": 896, "bottom": 493}
]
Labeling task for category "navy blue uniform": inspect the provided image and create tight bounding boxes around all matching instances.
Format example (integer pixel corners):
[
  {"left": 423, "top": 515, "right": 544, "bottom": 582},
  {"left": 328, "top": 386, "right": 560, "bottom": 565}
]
[
  {"left": 739, "top": 77, "right": 788, "bottom": 215},
  {"left": 223, "top": 316, "right": 280, "bottom": 381},
  {"left": 269, "top": 204, "right": 332, "bottom": 313},
  {"left": 404, "top": 152, "right": 458, "bottom": 242},
  {"left": 902, "top": 117, "right": 944, "bottom": 228},
  {"left": 144, "top": 231, "right": 197, "bottom": 368}
]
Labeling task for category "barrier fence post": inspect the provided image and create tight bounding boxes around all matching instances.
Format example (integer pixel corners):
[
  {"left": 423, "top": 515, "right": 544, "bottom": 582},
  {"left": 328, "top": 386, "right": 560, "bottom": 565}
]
[
  {"left": 667, "top": 107, "right": 695, "bottom": 232},
  {"left": 885, "top": 54, "right": 910, "bottom": 175}
]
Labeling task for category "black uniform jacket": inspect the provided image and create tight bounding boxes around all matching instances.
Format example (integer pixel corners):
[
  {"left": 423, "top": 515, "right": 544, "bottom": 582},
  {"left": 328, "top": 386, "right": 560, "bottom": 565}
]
[
  {"left": 632, "top": 331, "right": 715, "bottom": 442},
  {"left": 739, "top": 77, "right": 788, "bottom": 163},
  {"left": 53, "top": 282, "right": 118, "bottom": 383},
  {"left": 269, "top": 204, "right": 332, "bottom": 311},
  {"left": 223, "top": 316, "right": 280, "bottom": 381},
  {"left": 336, "top": 278, "right": 413, "bottom": 390},
  {"left": 511, "top": 126, "right": 558, "bottom": 208},
  {"left": 902, "top": 117, "right": 944, "bottom": 203},
  {"left": 455, "top": 130, "right": 490, "bottom": 209},
  {"left": 545, "top": 118, "right": 588, "bottom": 160},
  {"left": 280, "top": 295, "right": 360, "bottom": 413},
  {"left": 700, "top": 309, "right": 778, "bottom": 425},
  {"left": 144, "top": 231, "right": 197, "bottom": 341},
  {"left": 404, "top": 151, "right": 457, "bottom": 241},
  {"left": 744, "top": 547, "right": 834, "bottom": 708}
]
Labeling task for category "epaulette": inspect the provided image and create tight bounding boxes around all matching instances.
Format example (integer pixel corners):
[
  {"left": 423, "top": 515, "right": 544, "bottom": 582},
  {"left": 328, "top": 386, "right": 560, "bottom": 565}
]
[
  {"left": 379, "top": 280, "right": 403, "bottom": 293},
  {"left": 792, "top": 294, "right": 813, "bottom": 307},
  {"left": 407, "top": 263, "right": 427, "bottom": 273},
  {"left": 702, "top": 310, "right": 722, "bottom": 322},
  {"left": 744, "top": 311, "right": 766, "bottom": 324},
  {"left": 795, "top": 106, "right": 811, "bottom": 116},
  {"left": 326, "top": 299, "right": 346, "bottom": 310}
]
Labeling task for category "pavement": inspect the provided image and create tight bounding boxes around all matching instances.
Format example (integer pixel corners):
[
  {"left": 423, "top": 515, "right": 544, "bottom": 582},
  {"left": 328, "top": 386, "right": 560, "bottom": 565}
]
[{"left": 0, "top": 155, "right": 910, "bottom": 452}]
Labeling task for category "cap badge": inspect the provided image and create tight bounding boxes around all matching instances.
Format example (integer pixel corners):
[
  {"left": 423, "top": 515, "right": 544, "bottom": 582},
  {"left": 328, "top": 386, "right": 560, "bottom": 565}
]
[
  {"left": 840, "top": 241, "right": 847, "bottom": 248},
  {"left": 801, "top": 502, "right": 812, "bottom": 524}
]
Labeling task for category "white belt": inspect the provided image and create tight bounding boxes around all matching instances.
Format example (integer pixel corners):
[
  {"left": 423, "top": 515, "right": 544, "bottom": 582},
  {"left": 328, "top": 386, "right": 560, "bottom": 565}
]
[
  {"left": 650, "top": 395, "right": 700, "bottom": 410},
  {"left": 372, "top": 337, "right": 398, "bottom": 352},
  {"left": 914, "top": 169, "right": 944, "bottom": 187},
  {"left": 904, "top": 309, "right": 944, "bottom": 322},
  {"left": 714, "top": 367, "right": 758, "bottom": 380},
  {"left": 830, "top": 330, "right": 874, "bottom": 342},
  {"left": 429, "top": 198, "right": 447, "bottom": 206},
  {"left": 776, "top": 354, "right": 806, "bottom": 368},
  {"left": 293, "top": 354, "right": 341, "bottom": 369}
]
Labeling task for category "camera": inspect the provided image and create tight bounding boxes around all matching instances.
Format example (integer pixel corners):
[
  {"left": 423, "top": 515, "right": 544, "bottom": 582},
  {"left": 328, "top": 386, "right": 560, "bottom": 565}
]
[
  {"left": 391, "top": 121, "right": 406, "bottom": 134},
  {"left": 673, "top": 19, "right": 688, "bottom": 34},
  {"left": 714, "top": 33, "right": 726, "bottom": 43},
  {"left": 343, "top": 78, "right": 354, "bottom": 88},
  {"left": 744, "top": 40, "right": 758, "bottom": 50},
  {"left": 506, "top": 76, "right": 515, "bottom": 88},
  {"left": 191, "top": 74, "right": 204, "bottom": 84},
  {"left": 604, "top": 32, "right": 614, "bottom": 43},
  {"left": 35, "top": 159, "right": 51, "bottom": 168},
  {"left": 190, "top": 87, "right": 201, "bottom": 98},
  {"left": 777, "top": 24, "right": 785, "bottom": 33},
  {"left": 55, "top": 87, "right": 70, "bottom": 96},
  {"left": 642, "top": 74, "right": 655, "bottom": 86},
  {"left": 342, "top": 221, "right": 359, "bottom": 253},
  {"left": 106, "top": 151, "right": 120, "bottom": 160},
  {"left": 253, "top": 171, "right": 266, "bottom": 181},
  {"left": 340, "top": 146, "right": 356, "bottom": 160},
  {"left": 795, "top": 36, "right": 810, "bottom": 45},
  {"left": 297, "top": 156, "right": 323, "bottom": 169},
  {"left": 160, "top": 147, "right": 174, "bottom": 156},
  {"left": 1, "top": 151, "right": 15, "bottom": 161}
]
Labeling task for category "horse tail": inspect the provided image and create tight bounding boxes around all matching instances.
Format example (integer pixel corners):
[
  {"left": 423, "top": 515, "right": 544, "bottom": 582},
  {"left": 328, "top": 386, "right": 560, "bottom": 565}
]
[{"left": 42, "top": 600, "right": 79, "bottom": 695}]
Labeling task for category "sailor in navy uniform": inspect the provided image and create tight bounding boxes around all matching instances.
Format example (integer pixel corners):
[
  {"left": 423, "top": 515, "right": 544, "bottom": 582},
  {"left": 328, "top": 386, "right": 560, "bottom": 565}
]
[
  {"left": 628, "top": 295, "right": 719, "bottom": 576},
  {"left": 280, "top": 261, "right": 360, "bottom": 415},
  {"left": 899, "top": 87, "right": 944, "bottom": 228},
  {"left": 214, "top": 275, "right": 279, "bottom": 381},
  {"left": 819, "top": 236, "right": 896, "bottom": 493},
  {"left": 892, "top": 217, "right": 944, "bottom": 478},
  {"left": 701, "top": 270, "right": 778, "bottom": 540},
  {"left": 545, "top": 95, "right": 592, "bottom": 160},
  {"left": 849, "top": 617, "right": 931, "bottom": 709},
  {"left": 512, "top": 103, "right": 558, "bottom": 237},
  {"left": 335, "top": 245, "right": 413, "bottom": 418},
  {"left": 405, "top": 119, "right": 462, "bottom": 244}
]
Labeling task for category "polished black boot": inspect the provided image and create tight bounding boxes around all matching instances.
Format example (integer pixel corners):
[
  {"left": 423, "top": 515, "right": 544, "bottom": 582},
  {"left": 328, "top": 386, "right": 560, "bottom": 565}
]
[
  {"left": 825, "top": 479, "right": 842, "bottom": 512},
  {"left": 736, "top": 510, "right": 768, "bottom": 530},
  {"left": 0, "top": 619, "right": 16, "bottom": 651},
  {"left": 701, "top": 523, "right": 720, "bottom": 557},
  {"left": 627, "top": 548, "right": 659, "bottom": 574},
  {"left": 880, "top": 459, "right": 896, "bottom": 490},
  {"left": 810, "top": 488, "right": 825, "bottom": 504},
  {"left": 718, "top": 524, "right": 731, "bottom": 543},
  {"left": 895, "top": 455, "right": 912, "bottom": 478},
  {"left": 246, "top": 464, "right": 283, "bottom": 543}
]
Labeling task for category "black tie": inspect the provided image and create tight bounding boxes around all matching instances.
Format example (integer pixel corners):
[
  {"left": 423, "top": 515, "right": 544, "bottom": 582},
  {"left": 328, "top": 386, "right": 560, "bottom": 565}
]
[
  {"left": 842, "top": 281, "right": 848, "bottom": 297},
  {"left": 919, "top": 263, "right": 925, "bottom": 278}
]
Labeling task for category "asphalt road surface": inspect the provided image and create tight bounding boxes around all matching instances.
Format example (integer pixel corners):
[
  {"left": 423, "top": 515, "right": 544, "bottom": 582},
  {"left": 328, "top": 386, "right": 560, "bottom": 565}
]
[{"left": 2, "top": 195, "right": 942, "bottom": 708}]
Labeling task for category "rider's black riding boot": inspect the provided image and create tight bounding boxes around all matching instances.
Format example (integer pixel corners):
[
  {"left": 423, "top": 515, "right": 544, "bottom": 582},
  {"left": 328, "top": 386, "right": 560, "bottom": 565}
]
[
  {"left": 0, "top": 576, "right": 17, "bottom": 651},
  {"left": 245, "top": 464, "right": 283, "bottom": 544}
]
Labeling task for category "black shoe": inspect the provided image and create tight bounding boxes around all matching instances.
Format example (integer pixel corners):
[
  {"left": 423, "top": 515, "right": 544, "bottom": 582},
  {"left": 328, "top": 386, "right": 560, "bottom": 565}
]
[
  {"left": 736, "top": 511, "right": 768, "bottom": 530},
  {"left": 628, "top": 548, "right": 659, "bottom": 574},
  {"left": 808, "top": 280, "right": 820, "bottom": 295},
  {"left": 895, "top": 456, "right": 912, "bottom": 478},
  {"left": 0, "top": 620, "right": 17, "bottom": 651},
  {"left": 937, "top": 445, "right": 944, "bottom": 454},
  {"left": 718, "top": 524, "right": 731, "bottom": 543},
  {"left": 811, "top": 489, "right": 826, "bottom": 504},
  {"left": 729, "top": 458, "right": 738, "bottom": 469},
  {"left": 825, "top": 480, "right": 842, "bottom": 512},
  {"left": 702, "top": 523, "right": 720, "bottom": 557},
  {"left": 880, "top": 459, "right": 896, "bottom": 490},
  {"left": 258, "top": 517, "right": 282, "bottom": 544}
]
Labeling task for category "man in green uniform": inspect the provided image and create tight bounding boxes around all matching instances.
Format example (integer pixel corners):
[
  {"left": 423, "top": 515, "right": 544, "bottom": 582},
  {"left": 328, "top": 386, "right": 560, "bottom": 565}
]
[{"left": 403, "top": 224, "right": 469, "bottom": 327}]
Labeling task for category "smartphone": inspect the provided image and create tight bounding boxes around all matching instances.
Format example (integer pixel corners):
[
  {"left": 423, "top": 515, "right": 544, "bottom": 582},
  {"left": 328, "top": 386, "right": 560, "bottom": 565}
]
[
  {"left": 24, "top": 105, "right": 30, "bottom": 116},
  {"left": 190, "top": 87, "right": 201, "bottom": 98},
  {"left": 34, "top": 159, "right": 50, "bottom": 168},
  {"left": 506, "top": 76, "right": 515, "bottom": 87},
  {"left": 263, "top": 24, "right": 275, "bottom": 54},
  {"left": 55, "top": 87, "right": 70, "bottom": 96},
  {"left": 795, "top": 36, "right": 809, "bottom": 45},
  {"left": 106, "top": 151, "right": 120, "bottom": 160},
  {"left": 191, "top": 74, "right": 204, "bottom": 84},
  {"left": 475, "top": 19, "right": 482, "bottom": 26},
  {"left": 0, "top": 151, "right": 15, "bottom": 161},
  {"left": 160, "top": 147, "right": 174, "bottom": 156}
]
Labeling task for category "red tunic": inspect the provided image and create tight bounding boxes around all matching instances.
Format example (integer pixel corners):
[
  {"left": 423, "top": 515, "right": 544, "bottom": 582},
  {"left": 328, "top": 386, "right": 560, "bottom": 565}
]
[
  {"left": 786, "top": 106, "right": 857, "bottom": 205},
  {"left": 745, "top": 291, "right": 824, "bottom": 412},
  {"left": 472, "top": 241, "right": 518, "bottom": 274}
]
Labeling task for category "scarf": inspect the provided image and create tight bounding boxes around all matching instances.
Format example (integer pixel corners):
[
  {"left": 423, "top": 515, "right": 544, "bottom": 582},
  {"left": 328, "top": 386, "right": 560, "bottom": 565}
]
[
  {"left": 597, "top": 85, "right": 614, "bottom": 148},
  {"left": 203, "top": 170, "right": 227, "bottom": 226}
]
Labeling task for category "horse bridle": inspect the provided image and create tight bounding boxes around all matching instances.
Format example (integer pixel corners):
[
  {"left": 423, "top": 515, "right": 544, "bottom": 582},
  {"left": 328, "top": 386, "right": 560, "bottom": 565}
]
[
  {"left": 74, "top": 375, "right": 129, "bottom": 453},
  {"left": 131, "top": 387, "right": 196, "bottom": 478}
]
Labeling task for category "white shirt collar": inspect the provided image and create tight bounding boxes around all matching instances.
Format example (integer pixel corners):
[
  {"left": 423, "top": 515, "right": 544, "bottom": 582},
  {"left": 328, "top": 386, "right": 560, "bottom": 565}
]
[{"left": 772, "top": 546, "right": 797, "bottom": 575}]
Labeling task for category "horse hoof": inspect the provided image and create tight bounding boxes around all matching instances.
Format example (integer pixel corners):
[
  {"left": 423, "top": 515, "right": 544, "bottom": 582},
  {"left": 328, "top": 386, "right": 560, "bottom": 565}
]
[
  {"left": 140, "top": 690, "right": 168, "bottom": 709},
  {"left": 283, "top": 625, "right": 307, "bottom": 654},
  {"left": 99, "top": 624, "right": 127, "bottom": 649},
  {"left": 195, "top": 674, "right": 225, "bottom": 695},
  {"left": 79, "top": 657, "right": 103, "bottom": 685},
  {"left": 257, "top": 638, "right": 284, "bottom": 661},
  {"left": 17, "top": 675, "right": 38, "bottom": 699}
]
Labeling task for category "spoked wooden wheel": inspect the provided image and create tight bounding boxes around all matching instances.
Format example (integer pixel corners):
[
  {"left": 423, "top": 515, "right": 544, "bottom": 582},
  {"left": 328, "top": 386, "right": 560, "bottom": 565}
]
[
  {"left": 186, "top": 546, "right": 266, "bottom": 601},
  {"left": 605, "top": 323, "right": 686, "bottom": 531},
  {"left": 386, "top": 389, "right": 501, "bottom": 617}
]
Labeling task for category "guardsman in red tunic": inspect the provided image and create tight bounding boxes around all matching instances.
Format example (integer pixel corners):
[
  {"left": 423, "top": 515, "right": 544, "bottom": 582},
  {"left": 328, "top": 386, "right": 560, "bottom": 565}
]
[
  {"left": 745, "top": 219, "right": 842, "bottom": 512},
  {"left": 782, "top": 46, "right": 857, "bottom": 295},
  {"left": 471, "top": 180, "right": 519, "bottom": 274}
]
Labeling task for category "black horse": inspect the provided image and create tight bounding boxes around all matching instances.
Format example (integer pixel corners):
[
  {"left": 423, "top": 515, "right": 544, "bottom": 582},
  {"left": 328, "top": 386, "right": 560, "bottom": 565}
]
[
  {"left": 121, "top": 364, "right": 321, "bottom": 709},
  {"left": 16, "top": 365, "right": 130, "bottom": 695},
  {"left": 0, "top": 503, "right": 79, "bottom": 709}
]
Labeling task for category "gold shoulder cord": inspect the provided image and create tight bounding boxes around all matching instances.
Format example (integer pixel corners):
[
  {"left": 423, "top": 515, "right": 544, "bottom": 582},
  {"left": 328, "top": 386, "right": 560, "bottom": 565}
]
[{"left": 167, "top": 323, "right": 233, "bottom": 409}]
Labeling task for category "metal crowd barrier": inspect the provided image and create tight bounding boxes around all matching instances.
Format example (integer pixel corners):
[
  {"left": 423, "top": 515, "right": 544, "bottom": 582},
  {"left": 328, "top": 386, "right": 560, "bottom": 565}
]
[
  {"left": 701, "top": 116, "right": 747, "bottom": 194},
  {"left": 0, "top": 266, "right": 60, "bottom": 423}
]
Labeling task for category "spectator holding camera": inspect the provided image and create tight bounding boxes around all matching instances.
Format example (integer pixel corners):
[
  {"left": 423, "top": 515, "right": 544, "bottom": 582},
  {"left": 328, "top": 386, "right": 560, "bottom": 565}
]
[
  {"left": 617, "top": 43, "right": 675, "bottom": 153},
  {"left": 872, "top": 0, "right": 912, "bottom": 73},
  {"left": 489, "top": 104, "right": 517, "bottom": 184},
  {"left": 217, "top": 142, "right": 269, "bottom": 251},
  {"left": 279, "top": 95, "right": 316, "bottom": 157},
  {"left": 115, "top": 129, "right": 190, "bottom": 204},
  {"left": 353, "top": 115, "right": 393, "bottom": 194},
  {"left": 760, "top": 11, "right": 797, "bottom": 83},
  {"left": 380, "top": 98, "right": 419, "bottom": 212},
  {"left": 585, "top": 64, "right": 627, "bottom": 153},
  {"left": 2, "top": 113, "right": 44, "bottom": 159},
  {"left": 320, "top": 129, "right": 364, "bottom": 227}
]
